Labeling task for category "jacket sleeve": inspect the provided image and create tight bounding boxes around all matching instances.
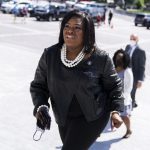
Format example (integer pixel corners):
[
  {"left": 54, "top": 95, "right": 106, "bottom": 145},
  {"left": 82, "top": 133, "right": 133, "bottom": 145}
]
[
  {"left": 125, "top": 44, "right": 130, "bottom": 52},
  {"left": 102, "top": 54, "right": 124, "bottom": 112},
  {"left": 30, "top": 49, "right": 50, "bottom": 116},
  {"left": 138, "top": 50, "right": 146, "bottom": 81}
]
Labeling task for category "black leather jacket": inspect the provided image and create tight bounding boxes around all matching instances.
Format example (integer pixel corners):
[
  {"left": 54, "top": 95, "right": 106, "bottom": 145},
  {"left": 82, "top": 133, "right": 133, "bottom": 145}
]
[{"left": 30, "top": 44, "right": 124, "bottom": 126}]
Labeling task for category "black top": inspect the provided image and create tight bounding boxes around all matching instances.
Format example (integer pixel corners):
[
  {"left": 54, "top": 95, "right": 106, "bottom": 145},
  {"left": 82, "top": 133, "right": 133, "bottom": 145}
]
[
  {"left": 67, "top": 95, "right": 84, "bottom": 118},
  {"left": 30, "top": 44, "right": 124, "bottom": 126}
]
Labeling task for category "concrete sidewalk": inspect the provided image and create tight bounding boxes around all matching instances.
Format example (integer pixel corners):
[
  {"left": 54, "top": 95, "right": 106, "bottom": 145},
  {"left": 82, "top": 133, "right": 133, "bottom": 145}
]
[
  {"left": 90, "top": 79, "right": 150, "bottom": 150},
  {"left": 0, "top": 43, "right": 149, "bottom": 150}
]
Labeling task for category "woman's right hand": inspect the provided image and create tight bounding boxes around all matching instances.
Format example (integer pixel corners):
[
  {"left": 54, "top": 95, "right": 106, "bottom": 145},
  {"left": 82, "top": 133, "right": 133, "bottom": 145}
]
[{"left": 36, "top": 106, "right": 51, "bottom": 130}]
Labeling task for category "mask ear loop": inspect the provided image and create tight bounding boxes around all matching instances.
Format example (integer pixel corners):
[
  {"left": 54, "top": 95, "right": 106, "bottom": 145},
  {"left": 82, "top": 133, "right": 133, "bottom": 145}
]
[{"left": 33, "top": 126, "right": 45, "bottom": 141}]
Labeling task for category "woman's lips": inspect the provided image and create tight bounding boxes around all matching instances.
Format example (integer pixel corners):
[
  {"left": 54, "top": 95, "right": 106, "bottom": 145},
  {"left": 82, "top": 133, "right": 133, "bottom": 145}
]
[{"left": 66, "top": 35, "right": 75, "bottom": 39}]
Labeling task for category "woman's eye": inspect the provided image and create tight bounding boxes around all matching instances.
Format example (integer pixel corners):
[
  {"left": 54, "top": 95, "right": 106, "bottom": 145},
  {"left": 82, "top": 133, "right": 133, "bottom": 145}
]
[
  {"left": 64, "top": 24, "right": 70, "bottom": 29},
  {"left": 75, "top": 26, "right": 82, "bottom": 31},
  {"left": 64, "top": 24, "right": 82, "bottom": 32}
]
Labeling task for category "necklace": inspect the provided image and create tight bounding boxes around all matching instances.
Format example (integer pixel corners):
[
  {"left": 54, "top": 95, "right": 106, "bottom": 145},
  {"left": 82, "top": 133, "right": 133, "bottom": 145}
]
[{"left": 61, "top": 44, "right": 85, "bottom": 68}]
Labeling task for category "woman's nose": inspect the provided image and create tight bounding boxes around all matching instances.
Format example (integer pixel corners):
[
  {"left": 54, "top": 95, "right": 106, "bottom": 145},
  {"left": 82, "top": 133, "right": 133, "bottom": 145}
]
[{"left": 67, "top": 28, "right": 74, "bottom": 34}]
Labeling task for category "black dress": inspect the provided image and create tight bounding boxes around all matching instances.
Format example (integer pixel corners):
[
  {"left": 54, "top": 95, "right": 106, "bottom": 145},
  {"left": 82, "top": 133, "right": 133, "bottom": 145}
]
[
  {"left": 58, "top": 95, "right": 110, "bottom": 150},
  {"left": 57, "top": 50, "right": 110, "bottom": 150}
]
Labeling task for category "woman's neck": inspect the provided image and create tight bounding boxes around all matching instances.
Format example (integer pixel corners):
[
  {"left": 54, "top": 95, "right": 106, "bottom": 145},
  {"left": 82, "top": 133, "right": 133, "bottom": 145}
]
[{"left": 66, "top": 47, "right": 84, "bottom": 60}]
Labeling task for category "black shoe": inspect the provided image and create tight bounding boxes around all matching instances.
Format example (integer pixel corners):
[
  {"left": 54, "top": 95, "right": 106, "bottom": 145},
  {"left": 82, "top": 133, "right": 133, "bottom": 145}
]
[{"left": 133, "top": 102, "right": 138, "bottom": 108}]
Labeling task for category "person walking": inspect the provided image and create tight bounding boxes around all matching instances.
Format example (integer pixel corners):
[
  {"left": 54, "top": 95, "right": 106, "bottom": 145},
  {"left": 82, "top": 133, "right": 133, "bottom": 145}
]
[
  {"left": 102, "top": 7, "right": 107, "bottom": 24},
  {"left": 125, "top": 34, "right": 146, "bottom": 108},
  {"left": 108, "top": 9, "right": 113, "bottom": 27},
  {"left": 113, "top": 49, "right": 133, "bottom": 138},
  {"left": 12, "top": 6, "right": 19, "bottom": 24},
  {"left": 21, "top": 6, "right": 28, "bottom": 23},
  {"left": 54, "top": 6, "right": 60, "bottom": 21},
  {"left": 30, "top": 10, "right": 124, "bottom": 150},
  {"left": 96, "top": 12, "right": 101, "bottom": 28}
]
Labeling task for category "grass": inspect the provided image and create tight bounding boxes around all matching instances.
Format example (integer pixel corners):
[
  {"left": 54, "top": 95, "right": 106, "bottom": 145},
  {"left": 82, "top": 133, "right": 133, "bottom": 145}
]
[{"left": 127, "top": 9, "right": 150, "bottom": 14}]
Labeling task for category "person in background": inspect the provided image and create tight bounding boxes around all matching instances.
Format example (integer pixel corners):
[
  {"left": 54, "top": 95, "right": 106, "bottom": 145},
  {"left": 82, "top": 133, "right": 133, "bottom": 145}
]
[
  {"left": 108, "top": 9, "right": 113, "bottom": 26},
  {"left": 113, "top": 49, "right": 133, "bottom": 138},
  {"left": 96, "top": 12, "right": 101, "bottom": 27},
  {"left": 69, "top": 5, "right": 75, "bottom": 11},
  {"left": 30, "top": 10, "right": 124, "bottom": 150},
  {"left": 125, "top": 34, "right": 146, "bottom": 108},
  {"left": 12, "top": 6, "right": 19, "bottom": 23},
  {"left": 54, "top": 6, "right": 60, "bottom": 21},
  {"left": 102, "top": 7, "right": 107, "bottom": 24},
  {"left": 21, "top": 6, "right": 28, "bottom": 23}
]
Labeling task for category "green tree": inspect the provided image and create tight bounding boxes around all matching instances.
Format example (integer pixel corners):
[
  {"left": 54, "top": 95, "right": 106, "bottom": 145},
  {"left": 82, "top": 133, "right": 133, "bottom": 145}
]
[
  {"left": 134, "top": 0, "right": 145, "bottom": 9},
  {"left": 145, "top": 0, "right": 150, "bottom": 3}
]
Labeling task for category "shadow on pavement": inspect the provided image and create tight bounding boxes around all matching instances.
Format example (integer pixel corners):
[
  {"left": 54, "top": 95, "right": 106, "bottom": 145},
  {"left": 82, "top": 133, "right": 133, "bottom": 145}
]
[
  {"left": 55, "top": 146, "right": 62, "bottom": 149},
  {"left": 55, "top": 138, "right": 122, "bottom": 150},
  {"left": 90, "top": 138, "right": 122, "bottom": 150}
]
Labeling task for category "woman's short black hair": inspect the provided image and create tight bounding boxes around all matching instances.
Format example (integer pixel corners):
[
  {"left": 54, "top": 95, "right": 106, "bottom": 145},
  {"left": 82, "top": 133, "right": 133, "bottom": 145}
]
[
  {"left": 58, "top": 10, "right": 95, "bottom": 54},
  {"left": 113, "top": 49, "right": 130, "bottom": 69}
]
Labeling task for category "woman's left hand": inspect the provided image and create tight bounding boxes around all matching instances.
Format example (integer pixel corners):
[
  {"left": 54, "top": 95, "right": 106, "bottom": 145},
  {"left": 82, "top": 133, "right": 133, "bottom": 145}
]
[{"left": 111, "top": 112, "right": 123, "bottom": 128}]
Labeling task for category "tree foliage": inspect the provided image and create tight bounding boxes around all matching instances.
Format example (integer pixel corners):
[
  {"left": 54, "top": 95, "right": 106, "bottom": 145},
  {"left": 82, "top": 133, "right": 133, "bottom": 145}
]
[
  {"left": 134, "top": 0, "right": 145, "bottom": 9},
  {"left": 145, "top": 0, "right": 150, "bottom": 3}
]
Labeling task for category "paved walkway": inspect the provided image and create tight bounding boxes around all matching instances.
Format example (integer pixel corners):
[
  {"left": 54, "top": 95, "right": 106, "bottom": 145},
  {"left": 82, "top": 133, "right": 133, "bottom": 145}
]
[{"left": 0, "top": 41, "right": 149, "bottom": 150}]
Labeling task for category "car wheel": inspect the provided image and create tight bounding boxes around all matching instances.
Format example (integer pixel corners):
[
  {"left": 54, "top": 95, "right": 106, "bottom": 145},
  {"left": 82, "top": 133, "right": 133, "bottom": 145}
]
[
  {"left": 36, "top": 16, "right": 40, "bottom": 21},
  {"left": 135, "top": 23, "right": 137, "bottom": 26},
  {"left": 55, "top": 17, "right": 59, "bottom": 21},
  {"left": 147, "top": 26, "right": 149, "bottom": 29},
  {"left": 48, "top": 16, "right": 52, "bottom": 22}
]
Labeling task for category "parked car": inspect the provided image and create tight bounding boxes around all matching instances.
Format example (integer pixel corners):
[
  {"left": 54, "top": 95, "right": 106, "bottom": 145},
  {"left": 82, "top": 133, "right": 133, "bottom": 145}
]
[
  {"left": 134, "top": 13, "right": 150, "bottom": 26},
  {"left": 107, "top": 2, "right": 116, "bottom": 8},
  {"left": 74, "top": 1, "right": 96, "bottom": 10},
  {"left": 34, "top": 2, "right": 67, "bottom": 21},
  {"left": 1, "top": 0, "right": 16, "bottom": 13},
  {"left": 34, "top": 3, "right": 54, "bottom": 21},
  {"left": 74, "top": 2, "right": 107, "bottom": 22}
]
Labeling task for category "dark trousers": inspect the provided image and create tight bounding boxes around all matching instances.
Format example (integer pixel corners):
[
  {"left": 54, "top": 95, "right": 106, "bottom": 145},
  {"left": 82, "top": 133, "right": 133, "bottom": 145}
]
[
  {"left": 58, "top": 113, "right": 110, "bottom": 150},
  {"left": 131, "top": 80, "right": 137, "bottom": 106}
]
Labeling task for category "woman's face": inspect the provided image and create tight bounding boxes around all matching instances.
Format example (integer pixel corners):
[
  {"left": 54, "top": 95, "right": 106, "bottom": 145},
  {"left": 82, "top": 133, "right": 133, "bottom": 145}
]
[{"left": 63, "top": 17, "right": 84, "bottom": 51}]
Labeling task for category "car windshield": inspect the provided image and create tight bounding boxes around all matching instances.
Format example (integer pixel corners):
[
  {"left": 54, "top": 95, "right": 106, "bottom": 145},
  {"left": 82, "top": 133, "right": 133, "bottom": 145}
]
[{"left": 136, "top": 14, "right": 145, "bottom": 18}]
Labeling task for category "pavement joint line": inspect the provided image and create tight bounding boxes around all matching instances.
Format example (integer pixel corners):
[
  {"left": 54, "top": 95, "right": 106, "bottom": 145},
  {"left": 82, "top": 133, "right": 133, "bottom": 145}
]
[
  {"left": 96, "top": 28, "right": 150, "bottom": 41},
  {"left": 0, "top": 22, "right": 41, "bottom": 33},
  {"left": 0, "top": 22, "right": 59, "bottom": 36},
  {"left": 0, "top": 42, "right": 40, "bottom": 56},
  {"left": 0, "top": 31, "right": 58, "bottom": 38},
  {"left": 0, "top": 21, "right": 60, "bottom": 33}
]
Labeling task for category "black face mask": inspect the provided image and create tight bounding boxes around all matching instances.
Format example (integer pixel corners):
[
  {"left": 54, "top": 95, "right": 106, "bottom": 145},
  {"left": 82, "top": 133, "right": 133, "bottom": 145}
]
[{"left": 33, "top": 124, "right": 45, "bottom": 141}]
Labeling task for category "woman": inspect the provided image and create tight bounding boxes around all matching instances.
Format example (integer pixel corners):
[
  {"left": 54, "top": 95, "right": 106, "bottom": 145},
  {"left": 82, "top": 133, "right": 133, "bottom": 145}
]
[
  {"left": 113, "top": 49, "right": 133, "bottom": 138},
  {"left": 30, "top": 10, "right": 124, "bottom": 149}
]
